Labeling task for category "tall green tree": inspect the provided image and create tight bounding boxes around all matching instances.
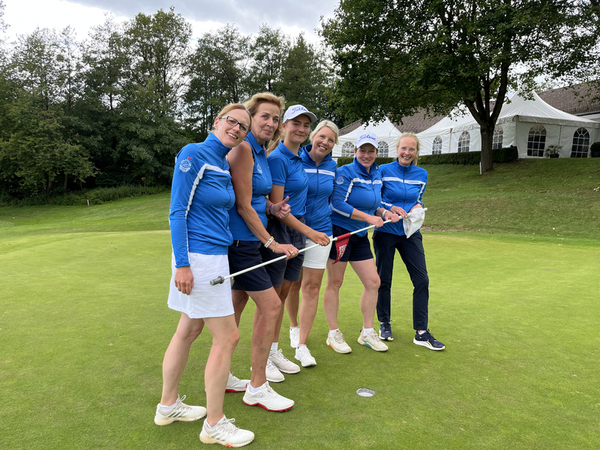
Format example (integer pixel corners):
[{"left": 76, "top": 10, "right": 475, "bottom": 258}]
[
  {"left": 247, "top": 25, "right": 289, "bottom": 93},
  {"left": 1, "top": 27, "right": 97, "bottom": 196},
  {"left": 117, "top": 7, "right": 192, "bottom": 185},
  {"left": 322, "top": 0, "right": 599, "bottom": 172},
  {"left": 186, "top": 24, "right": 250, "bottom": 139},
  {"left": 11, "top": 28, "right": 62, "bottom": 111},
  {"left": 275, "top": 33, "right": 331, "bottom": 119},
  {"left": 79, "top": 17, "right": 131, "bottom": 187},
  {"left": 0, "top": 92, "right": 96, "bottom": 197}
]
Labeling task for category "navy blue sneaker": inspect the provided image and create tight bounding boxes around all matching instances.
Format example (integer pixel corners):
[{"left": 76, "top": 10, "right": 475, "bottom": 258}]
[
  {"left": 379, "top": 322, "right": 393, "bottom": 341},
  {"left": 413, "top": 330, "right": 445, "bottom": 351}
]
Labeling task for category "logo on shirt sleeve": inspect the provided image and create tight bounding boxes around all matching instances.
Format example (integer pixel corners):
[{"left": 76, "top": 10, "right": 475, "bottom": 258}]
[
  {"left": 336, "top": 175, "right": 345, "bottom": 185},
  {"left": 179, "top": 158, "right": 192, "bottom": 172}
]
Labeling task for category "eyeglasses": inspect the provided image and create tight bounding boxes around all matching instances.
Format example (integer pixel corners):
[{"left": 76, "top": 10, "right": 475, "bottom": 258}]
[
  {"left": 399, "top": 146, "right": 417, "bottom": 153},
  {"left": 219, "top": 116, "right": 249, "bottom": 134}
]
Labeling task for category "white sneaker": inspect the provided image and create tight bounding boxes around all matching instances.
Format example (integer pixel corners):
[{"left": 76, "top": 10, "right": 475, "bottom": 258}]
[
  {"left": 199, "top": 415, "right": 255, "bottom": 447},
  {"left": 226, "top": 372, "right": 249, "bottom": 393},
  {"left": 269, "top": 349, "right": 301, "bottom": 374},
  {"left": 243, "top": 381, "right": 294, "bottom": 412},
  {"left": 252, "top": 358, "right": 285, "bottom": 383},
  {"left": 290, "top": 326, "right": 300, "bottom": 348},
  {"left": 295, "top": 345, "right": 316, "bottom": 367},
  {"left": 326, "top": 331, "right": 352, "bottom": 354},
  {"left": 357, "top": 330, "right": 389, "bottom": 352},
  {"left": 154, "top": 395, "right": 206, "bottom": 426}
]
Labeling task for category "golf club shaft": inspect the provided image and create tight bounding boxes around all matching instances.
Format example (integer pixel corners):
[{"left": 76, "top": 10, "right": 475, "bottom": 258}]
[{"left": 209, "top": 219, "right": 391, "bottom": 285}]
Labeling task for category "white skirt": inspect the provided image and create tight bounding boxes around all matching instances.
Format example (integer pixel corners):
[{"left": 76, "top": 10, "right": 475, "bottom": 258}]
[
  {"left": 302, "top": 238, "right": 333, "bottom": 270},
  {"left": 167, "top": 253, "right": 234, "bottom": 319}
]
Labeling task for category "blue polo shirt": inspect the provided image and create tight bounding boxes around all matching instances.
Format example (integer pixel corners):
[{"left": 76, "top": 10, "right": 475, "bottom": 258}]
[
  {"left": 301, "top": 145, "right": 336, "bottom": 235},
  {"left": 331, "top": 158, "right": 382, "bottom": 237},
  {"left": 268, "top": 141, "right": 308, "bottom": 216},
  {"left": 228, "top": 132, "right": 273, "bottom": 241}
]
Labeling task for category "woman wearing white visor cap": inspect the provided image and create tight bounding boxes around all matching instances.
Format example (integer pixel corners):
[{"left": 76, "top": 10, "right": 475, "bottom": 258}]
[{"left": 260, "top": 105, "right": 331, "bottom": 376}]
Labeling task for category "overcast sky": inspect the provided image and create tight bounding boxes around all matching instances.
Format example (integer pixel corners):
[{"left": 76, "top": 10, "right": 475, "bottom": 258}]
[{"left": 2, "top": 0, "right": 339, "bottom": 43}]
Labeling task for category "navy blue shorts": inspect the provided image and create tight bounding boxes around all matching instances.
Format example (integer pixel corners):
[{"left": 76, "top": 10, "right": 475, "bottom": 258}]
[
  {"left": 328, "top": 224, "right": 374, "bottom": 263},
  {"left": 229, "top": 240, "right": 273, "bottom": 292},
  {"left": 260, "top": 216, "right": 306, "bottom": 286}
]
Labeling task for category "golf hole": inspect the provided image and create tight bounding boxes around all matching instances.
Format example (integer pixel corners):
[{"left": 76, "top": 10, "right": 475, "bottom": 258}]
[{"left": 356, "top": 388, "right": 375, "bottom": 397}]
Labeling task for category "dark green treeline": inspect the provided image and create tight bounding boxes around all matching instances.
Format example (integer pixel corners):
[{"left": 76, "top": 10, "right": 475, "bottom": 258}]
[{"left": 0, "top": 6, "right": 337, "bottom": 199}]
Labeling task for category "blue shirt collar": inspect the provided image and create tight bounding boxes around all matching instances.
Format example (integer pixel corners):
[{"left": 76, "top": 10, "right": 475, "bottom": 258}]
[
  {"left": 246, "top": 131, "right": 266, "bottom": 156},
  {"left": 206, "top": 132, "right": 233, "bottom": 159},
  {"left": 353, "top": 156, "right": 378, "bottom": 177},
  {"left": 277, "top": 141, "right": 301, "bottom": 161},
  {"left": 301, "top": 144, "right": 333, "bottom": 166}
]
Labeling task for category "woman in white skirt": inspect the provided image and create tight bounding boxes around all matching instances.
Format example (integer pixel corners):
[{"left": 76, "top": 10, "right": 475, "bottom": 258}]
[{"left": 154, "top": 103, "right": 254, "bottom": 448}]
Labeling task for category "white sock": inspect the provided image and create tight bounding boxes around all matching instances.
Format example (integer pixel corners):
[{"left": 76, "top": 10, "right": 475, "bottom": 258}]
[
  {"left": 328, "top": 329, "right": 340, "bottom": 337},
  {"left": 270, "top": 342, "right": 278, "bottom": 353},
  {"left": 159, "top": 401, "right": 176, "bottom": 411},
  {"left": 296, "top": 344, "right": 307, "bottom": 349},
  {"left": 249, "top": 383, "right": 262, "bottom": 393},
  {"left": 290, "top": 325, "right": 299, "bottom": 331},
  {"left": 362, "top": 327, "right": 374, "bottom": 336}
]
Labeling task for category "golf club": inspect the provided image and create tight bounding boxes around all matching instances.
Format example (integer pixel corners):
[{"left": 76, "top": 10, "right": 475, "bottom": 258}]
[{"left": 209, "top": 219, "right": 392, "bottom": 285}]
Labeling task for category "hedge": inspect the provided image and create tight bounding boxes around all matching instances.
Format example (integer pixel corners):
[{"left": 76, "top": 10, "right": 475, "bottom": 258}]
[{"left": 336, "top": 147, "right": 518, "bottom": 167}]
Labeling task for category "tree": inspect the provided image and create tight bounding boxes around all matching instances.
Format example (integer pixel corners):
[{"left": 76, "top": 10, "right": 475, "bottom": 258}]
[
  {"left": 11, "top": 28, "right": 62, "bottom": 111},
  {"left": 322, "top": 0, "right": 599, "bottom": 172},
  {"left": 123, "top": 7, "right": 192, "bottom": 117},
  {"left": 0, "top": 92, "right": 96, "bottom": 197},
  {"left": 275, "top": 33, "right": 331, "bottom": 119},
  {"left": 186, "top": 24, "right": 250, "bottom": 139},
  {"left": 116, "top": 7, "right": 192, "bottom": 185},
  {"left": 79, "top": 16, "right": 132, "bottom": 187},
  {"left": 247, "top": 25, "right": 289, "bottom": 93}
]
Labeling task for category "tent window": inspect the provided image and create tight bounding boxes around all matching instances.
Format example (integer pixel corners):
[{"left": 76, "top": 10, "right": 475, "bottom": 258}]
[
  {"left": 432, "top": 136, "right": 442, "bottom": 154},
  {"left": 493, "top": 126, "right": 503, "bottom": 149},
  {"left": 571, "top": 128, "right": 590, "bottom": 158},
  {"left": 342, "top": 142, "right": 354, "bottom": 157},
  {"left": 378, "top": 141, "right": 389, "bottom": 157},
  {"left": 458, "top": 131, "right": 470, "bottom": 152},
  {"left": 527, "top": 125, "right": 546, "bottom": 157}
]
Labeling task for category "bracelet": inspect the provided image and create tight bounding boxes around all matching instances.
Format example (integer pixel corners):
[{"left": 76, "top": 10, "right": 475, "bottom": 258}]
[
  {"left": 268, "top": 204, "right": 276, "bottom": 216},
  {"left": 381, "top": 209, "right": 389, "bottom": 219},
  {"left": 306, "top": 227, "right": 312, "bottom": 236},
  {"left": 272, "top": 242, "right": 278, "bottom": 252},
  {"left": 264, "top": 236, "right": 275, "bottom": 248}
]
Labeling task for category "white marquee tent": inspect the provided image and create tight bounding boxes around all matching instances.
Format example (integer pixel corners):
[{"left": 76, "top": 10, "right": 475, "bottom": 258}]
[
  {"left": 417, "top": 91, "right": 600, "bottom": 158},
  {"left": 333, "top": 117, "right": 402, "bottom": 159}
]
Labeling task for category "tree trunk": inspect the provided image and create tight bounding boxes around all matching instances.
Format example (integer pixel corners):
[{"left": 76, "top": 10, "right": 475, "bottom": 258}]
[{"left": 480, "top": 127, "right": 494, "bottom": 174}]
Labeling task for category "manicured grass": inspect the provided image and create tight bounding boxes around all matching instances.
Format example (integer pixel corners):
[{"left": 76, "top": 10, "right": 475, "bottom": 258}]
[
  {"left": 422, "top": 158, "right": 600, "bottom": 240},
  {"left": 1, "top": 159, "right": 599, "bottom": 449}
]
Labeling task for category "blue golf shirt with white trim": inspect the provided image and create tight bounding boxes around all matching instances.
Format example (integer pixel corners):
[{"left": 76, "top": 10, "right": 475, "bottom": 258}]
[
  {"left": 331, "top": 158, "right": 382, "bottom": 237},
  {"left": 301, "top": 145, "right": 336, "bottom": 235},
  {"left": 169, "top": 133, "right": 235, "bottom": 267},
  {"left": 379, "top": 161, "right": 427, "bottom": 236}
]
